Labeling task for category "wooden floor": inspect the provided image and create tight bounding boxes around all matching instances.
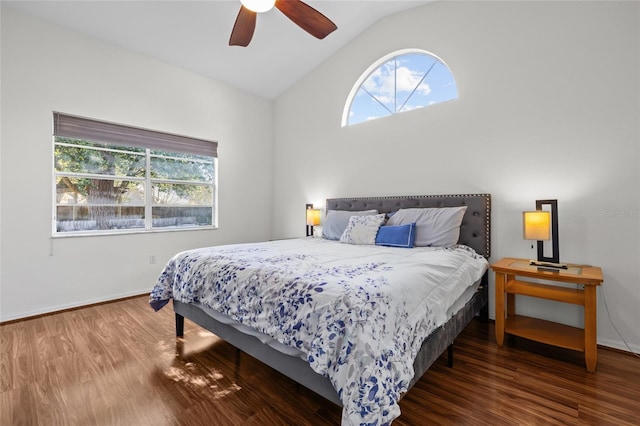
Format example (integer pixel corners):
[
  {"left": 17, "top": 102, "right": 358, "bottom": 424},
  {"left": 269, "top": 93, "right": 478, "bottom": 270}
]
[{"left": 1, "top": 295, "right": 639, "bottom": 425}]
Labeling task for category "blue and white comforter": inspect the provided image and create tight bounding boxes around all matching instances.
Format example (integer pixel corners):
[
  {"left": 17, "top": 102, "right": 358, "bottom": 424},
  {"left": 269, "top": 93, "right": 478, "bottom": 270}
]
[{"left": 149, "top": 238, "right": 488, "bottom": 426}]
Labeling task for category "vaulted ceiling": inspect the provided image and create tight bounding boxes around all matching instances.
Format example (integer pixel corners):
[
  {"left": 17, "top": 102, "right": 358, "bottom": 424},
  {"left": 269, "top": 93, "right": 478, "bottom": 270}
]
[{"left": 5, "top": 1, "right": 433, "bottom": 99}]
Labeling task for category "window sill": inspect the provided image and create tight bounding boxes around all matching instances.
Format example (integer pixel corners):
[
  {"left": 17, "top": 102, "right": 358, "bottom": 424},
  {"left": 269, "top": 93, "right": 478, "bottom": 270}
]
[{"left": 51, "top": 225, "right": 218, "bottom": 239}]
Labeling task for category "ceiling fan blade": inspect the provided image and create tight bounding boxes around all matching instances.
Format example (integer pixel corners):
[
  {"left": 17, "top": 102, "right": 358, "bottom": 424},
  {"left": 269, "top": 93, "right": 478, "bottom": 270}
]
[
  {"left": 275, "top": 0, "right": 337, "bottom": 39},
  {"left": 229, "top": 6, "right": 257, "bottom": 46}
]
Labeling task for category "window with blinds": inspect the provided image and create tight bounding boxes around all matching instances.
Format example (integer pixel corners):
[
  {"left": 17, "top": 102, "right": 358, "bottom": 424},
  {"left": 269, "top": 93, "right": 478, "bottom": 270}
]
[{"left": 53, "top": 112, "right": 218, "bottom": 235}]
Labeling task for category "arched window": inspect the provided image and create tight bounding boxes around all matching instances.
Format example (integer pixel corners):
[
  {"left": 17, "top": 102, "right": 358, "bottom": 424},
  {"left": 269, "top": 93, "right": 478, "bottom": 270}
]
[{"left": 342, "top": 49, "right": 458, "bottom": 126}]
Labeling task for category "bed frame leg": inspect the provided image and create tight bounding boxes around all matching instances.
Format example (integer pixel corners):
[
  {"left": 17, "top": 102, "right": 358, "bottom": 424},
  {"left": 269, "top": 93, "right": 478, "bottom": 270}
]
[
  {"left": 175, "top": 313, "right": 184, "bottom": 337},
  {"left": 447, "top": 344, "right": 454, "bottom": 368},
  {"left": 480, "top": 302, "right": 489, "bottom": 322},
  {"left": 234, "top": 349, "right": 242, "bottom": 381}
]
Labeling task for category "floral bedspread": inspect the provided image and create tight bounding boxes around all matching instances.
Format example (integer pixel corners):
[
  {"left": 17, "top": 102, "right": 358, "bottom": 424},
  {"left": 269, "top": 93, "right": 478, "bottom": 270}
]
[{"left": 149, "top": 238, "right": 488, "bottom": 426}]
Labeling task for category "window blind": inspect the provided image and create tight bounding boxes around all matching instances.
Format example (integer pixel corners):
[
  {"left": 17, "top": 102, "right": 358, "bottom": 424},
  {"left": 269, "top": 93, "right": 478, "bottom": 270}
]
[{"left": 53, "top": 112, "right": 218, "bottom": 158}]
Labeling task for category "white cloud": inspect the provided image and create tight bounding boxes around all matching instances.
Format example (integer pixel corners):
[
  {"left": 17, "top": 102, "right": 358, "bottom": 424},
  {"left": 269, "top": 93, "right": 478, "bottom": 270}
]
[{"left": 396, "top": 66, "right": 431, "bottom": 96}]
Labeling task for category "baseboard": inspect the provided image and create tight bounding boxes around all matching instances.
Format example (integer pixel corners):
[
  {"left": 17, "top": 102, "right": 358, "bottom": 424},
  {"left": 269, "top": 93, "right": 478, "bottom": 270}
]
[
  {"left": 597, "top": 336, "right": 640, "bottom": 356},
  {"left": 0, "top": 290, "right": 149, "bottom": 324}
]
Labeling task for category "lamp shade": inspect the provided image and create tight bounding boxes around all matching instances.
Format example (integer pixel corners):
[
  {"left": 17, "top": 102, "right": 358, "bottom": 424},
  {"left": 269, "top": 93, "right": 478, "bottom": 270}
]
[
  {"left": 523, "top": 211, "right": 550, "bottom": 241},
  {"left": 306, "top": 209, "right": 321, "bottom": 226}
]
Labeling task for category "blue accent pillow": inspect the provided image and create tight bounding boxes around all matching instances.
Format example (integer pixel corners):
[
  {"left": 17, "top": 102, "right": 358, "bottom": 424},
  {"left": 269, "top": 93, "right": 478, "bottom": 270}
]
[{"left": 375, "top": 223, "right": 416, "bottom": 248}]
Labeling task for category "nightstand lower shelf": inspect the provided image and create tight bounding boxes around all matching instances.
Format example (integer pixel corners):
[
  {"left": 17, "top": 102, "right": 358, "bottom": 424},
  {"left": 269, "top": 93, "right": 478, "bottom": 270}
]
[{"left": 505, "top": 315, "right": 585, "bottom": 352}]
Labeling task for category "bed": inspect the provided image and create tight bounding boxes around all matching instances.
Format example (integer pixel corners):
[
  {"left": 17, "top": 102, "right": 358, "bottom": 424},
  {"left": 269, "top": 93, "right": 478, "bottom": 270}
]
[{"left": 150, "top": 193, "right": 491, "bottom": 425}]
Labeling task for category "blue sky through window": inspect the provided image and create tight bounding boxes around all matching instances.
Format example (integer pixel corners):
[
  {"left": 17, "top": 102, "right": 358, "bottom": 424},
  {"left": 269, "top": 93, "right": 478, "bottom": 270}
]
[{"left": 345, "top": 51, "right": 458, "bottom": 126}]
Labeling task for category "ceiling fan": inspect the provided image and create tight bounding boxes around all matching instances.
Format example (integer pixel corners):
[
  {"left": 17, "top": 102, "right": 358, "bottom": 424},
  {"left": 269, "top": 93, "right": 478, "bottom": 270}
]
[{"left": 230, "top": 0, "right": 338, "bottom": 47}]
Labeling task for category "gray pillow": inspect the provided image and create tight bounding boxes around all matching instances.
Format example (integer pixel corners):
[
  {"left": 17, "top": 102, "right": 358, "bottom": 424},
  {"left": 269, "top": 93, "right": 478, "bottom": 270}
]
[
  {"left": 322, "top": 209, "right": 378, "bottom": 240},
  {"left": 386, "top": 206, "right": 467, "bottom": 247}
]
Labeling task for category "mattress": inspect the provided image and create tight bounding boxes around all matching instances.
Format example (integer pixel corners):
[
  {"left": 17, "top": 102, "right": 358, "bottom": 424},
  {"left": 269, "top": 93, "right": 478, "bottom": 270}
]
[{"left": 183, "top": 277, "right": 482, "bottom": 362}]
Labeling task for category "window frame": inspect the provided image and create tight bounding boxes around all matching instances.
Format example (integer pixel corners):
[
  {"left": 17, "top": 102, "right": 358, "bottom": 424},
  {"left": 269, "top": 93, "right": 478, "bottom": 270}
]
[
  {"left": 341, "top": 48, "right": 458, "bottom": 127},
  {"left": 52, "top": 113, "right": 218, "bottom": 237}
]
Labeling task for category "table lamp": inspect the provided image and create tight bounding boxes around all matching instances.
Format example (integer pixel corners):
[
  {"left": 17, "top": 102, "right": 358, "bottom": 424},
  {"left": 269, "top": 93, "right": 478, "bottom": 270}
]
[
  {"left": 523, "top": 199, "right": 567, "bottom": 269},
  {"left": 306, "top": 204, "right": 321, "bottom": 237}
]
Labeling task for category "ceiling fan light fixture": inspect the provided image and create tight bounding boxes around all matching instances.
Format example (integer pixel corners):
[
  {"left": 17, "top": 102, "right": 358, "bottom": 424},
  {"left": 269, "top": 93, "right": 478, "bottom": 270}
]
[
  {"left": 230, "top": 0, "right": 337, "bottom": 47},
  {"left": 240, "top": 0, "right": 275, "bottom": 13}
]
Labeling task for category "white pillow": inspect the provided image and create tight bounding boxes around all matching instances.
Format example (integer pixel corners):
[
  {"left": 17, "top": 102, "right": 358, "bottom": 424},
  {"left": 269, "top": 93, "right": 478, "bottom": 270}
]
[
  {"left": 340, "top": 214, "right": 386, "bottom": 245},
  {"left": 322, "top": 209, "right": 378, "bottom": 240},
  {"left": 386, "top": 206, "right": 467, "bottom": 247}
]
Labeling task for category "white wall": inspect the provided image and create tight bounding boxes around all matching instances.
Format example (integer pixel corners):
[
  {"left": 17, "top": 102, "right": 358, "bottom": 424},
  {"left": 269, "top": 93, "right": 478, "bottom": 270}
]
[
  {"left": 273, "top": 1, "right": 640, "bottom": 352},
  {"left": 0, "top": 7, "right": 274, "bottom": 321}
]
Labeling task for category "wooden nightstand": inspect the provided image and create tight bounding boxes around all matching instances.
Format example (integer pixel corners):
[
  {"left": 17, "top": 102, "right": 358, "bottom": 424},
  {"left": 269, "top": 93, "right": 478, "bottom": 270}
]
[{"left": 491, "top": 257, "right": 604, "bottom": 372}]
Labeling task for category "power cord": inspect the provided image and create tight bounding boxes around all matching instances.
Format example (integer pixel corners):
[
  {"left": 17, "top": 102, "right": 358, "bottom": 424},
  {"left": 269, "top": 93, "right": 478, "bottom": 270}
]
[{"left": 600, "top": 285, "right": 640, "bottom": 358}]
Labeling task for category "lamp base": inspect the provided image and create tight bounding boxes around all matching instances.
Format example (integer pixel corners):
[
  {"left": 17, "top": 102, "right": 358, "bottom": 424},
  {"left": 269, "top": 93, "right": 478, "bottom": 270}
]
[{"left": 529, "top": 260, "right": 568, "bottom": 270}]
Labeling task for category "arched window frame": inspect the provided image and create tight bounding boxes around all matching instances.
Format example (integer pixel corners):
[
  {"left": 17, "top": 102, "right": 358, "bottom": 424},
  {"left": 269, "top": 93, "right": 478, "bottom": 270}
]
[{"left": 341, "top": 48, "right": 458, "bottom": 127}]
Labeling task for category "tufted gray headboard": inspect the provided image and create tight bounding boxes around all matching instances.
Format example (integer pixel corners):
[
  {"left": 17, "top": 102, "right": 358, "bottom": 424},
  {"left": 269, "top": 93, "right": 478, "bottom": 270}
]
[{"left": 326, "top": 193, "right": 491, "bottom": 258}]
